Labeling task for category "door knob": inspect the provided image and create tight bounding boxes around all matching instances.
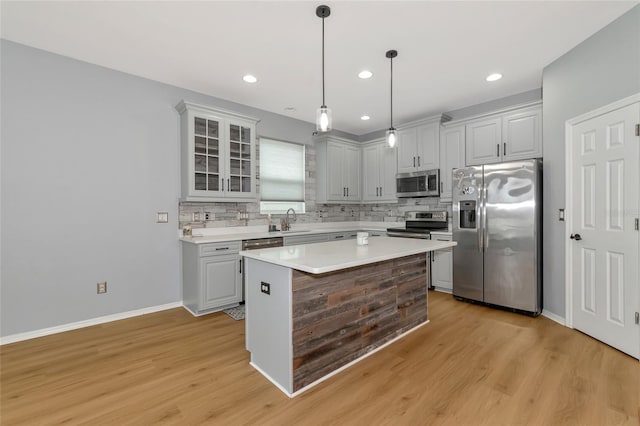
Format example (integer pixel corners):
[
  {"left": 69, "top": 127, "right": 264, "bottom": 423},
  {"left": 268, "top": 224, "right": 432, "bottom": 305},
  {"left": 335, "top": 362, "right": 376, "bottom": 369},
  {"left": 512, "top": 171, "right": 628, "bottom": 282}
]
[{"left": 570, "top": 233, "right": 582, "bottom": 241}]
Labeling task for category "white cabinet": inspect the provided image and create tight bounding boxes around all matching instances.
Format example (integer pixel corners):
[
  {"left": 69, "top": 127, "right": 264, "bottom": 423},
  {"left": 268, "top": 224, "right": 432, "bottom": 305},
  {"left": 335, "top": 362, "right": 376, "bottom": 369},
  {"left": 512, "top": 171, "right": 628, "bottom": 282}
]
[
  {"left": 182, "top": 241, "right": 242, "bottom": 315},
  {"left": 316, "top": 137, "right": 361, "bottom": 203},
  {"left": 502, "top": 107, "right": 542, "bottom": 161},
  {"left": 284, "top": 233, "right": 330, "bottom": 246},
  {"left": 430, "top": 234, "right": 453, "bottom": 293},
  {"left": 362, "top": 140, "right": 397, "bottom": 203},
  {"left": 397, "top": 117, "right": 444, "bottom": 173},
  {"left": 329, "top": 231, "right": 358, "bottom": 240},
  {"left": 176, "top": 101, "right": 258, "bottom": 202},
  {"left": 465, "top": 105, "right": 542, "bottom": 166},
  {"left": 439, "top": 124, "right": 466, "bottom": 202}
]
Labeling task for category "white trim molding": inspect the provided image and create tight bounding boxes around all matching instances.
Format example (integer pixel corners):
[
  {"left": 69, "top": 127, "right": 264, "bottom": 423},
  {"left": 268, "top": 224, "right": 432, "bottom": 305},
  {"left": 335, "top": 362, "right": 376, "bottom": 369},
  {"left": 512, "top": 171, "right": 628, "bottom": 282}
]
[
  {"left": 542, "top": 309, "right": 566, "bottom": 326},
  {"left": 0, "top": 301, "right": 183, "bottom": 345}
]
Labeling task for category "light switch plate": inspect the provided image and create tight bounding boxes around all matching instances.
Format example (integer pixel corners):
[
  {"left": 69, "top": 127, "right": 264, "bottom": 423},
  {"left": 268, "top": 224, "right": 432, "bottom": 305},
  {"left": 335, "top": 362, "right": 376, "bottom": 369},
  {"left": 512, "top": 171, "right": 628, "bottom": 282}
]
[
  {"left": 157, "top": 212, "right": 169, "bottom": 223},
  {"left": 559, "top": 209, "right": 565, "bottom": 221}
]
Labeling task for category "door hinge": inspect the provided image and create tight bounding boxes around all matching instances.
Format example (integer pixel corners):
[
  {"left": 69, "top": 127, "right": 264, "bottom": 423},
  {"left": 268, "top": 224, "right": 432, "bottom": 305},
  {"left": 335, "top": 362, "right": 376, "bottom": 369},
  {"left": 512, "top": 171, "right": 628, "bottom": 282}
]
[
  {"left": 635, "top": 218, "right": 639, "bottom": 231},
  {"left": 636, "top": 123, "right": 640, "bottom": 137},
  {"left": 635, "top": 312, "right": 639, "bottom": 325}
]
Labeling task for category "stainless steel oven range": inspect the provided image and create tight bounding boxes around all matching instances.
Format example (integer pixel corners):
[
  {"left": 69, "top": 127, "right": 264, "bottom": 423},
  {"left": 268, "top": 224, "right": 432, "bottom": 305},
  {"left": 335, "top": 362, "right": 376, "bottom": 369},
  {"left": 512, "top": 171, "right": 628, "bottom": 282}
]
[{"left": 387, "top": 211, "right": 449, "bottom": 290}]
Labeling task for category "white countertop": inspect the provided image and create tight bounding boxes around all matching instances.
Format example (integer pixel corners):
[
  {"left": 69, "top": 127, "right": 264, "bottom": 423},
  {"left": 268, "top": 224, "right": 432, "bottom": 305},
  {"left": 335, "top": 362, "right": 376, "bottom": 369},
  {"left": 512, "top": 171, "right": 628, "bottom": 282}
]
[
  {"left": 180, "top": 221, "right": 392, "bottom": 244},
  {"left": 179, "top": 221, "right": 452, "bottom": 244},
  {"left": 240, "top": 236, "right": 457, "bottom": 274}
]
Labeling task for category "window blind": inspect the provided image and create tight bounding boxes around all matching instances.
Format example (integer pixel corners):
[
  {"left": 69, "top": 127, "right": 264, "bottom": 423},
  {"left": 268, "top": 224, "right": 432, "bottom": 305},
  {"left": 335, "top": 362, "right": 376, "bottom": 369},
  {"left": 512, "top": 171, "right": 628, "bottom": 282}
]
[{"left": 259, "top": 138, "right": 305, "bottom": 202}]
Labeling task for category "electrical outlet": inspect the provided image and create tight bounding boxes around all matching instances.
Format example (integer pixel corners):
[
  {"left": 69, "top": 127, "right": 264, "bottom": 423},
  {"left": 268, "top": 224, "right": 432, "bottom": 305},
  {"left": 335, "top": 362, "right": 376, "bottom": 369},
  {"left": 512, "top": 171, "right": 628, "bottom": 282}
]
[
  {"left": 204, "top": 212, "right": 212, "bottom": 221},
  {"left": 97, "top": 281, "right": 107, "bottom": 294},
  {"left": 156, "top": 212, "right": 168, "bottom": 223},
  {"left": 193, "top": 212, "right": 201, "bottom": 221},
  {"left": 260, "top": 282, "right": 271, "bottom": 295}
]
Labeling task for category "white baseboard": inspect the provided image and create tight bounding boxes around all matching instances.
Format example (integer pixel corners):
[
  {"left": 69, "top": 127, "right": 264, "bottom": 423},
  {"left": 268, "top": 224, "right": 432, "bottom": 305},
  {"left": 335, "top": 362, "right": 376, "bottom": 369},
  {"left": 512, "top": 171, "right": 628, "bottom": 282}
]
[
  {"left": 542, "top": 309, "right": 566, "bottom": 326},
  {"left": 0, "top": 301, "right": 183, "bottom": 345}
]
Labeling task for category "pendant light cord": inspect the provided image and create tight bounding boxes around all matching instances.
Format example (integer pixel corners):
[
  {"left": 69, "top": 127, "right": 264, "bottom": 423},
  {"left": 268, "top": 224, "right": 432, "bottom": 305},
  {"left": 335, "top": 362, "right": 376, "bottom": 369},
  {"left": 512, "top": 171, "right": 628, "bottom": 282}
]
[
  {"left": 322, "top": 16, "right": 326, "bottom": 107},
  {"left": 390, "top": 55, "right": 393, "bottom": 128}
]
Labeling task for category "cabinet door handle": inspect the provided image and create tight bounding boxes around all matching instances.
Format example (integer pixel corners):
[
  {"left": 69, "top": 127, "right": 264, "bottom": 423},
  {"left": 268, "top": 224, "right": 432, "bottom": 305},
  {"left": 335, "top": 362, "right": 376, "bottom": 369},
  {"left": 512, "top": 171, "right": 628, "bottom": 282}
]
[
  {"left": 417, "top": 156, "right": 421, "bottom": 167},
  {"left": 504, "top": 142, "right": 506, "bottom": 156},
  {"left": 221, "top": 178, "right": 224, "bottom": 191},
  {"left": 413, "top": 157, "right": 416, "bottom": 167},
  {"left": 496, "top": 144, "right": 500, "bottom": 157},
  {"left": 376, "top": 187, "right": 379, "bottom": 196},
  {"left": 216, "top": 247, "right": 230, "bottom": 251},
  {"left": 379, "top": 186, "right": 382, "bottom": 196},
  {"left": 239, "top": 259, "right": 242, "bottom": 274},
  {"left": 347, "top": 187, "right": 349, "bottom": 197},
  {"left": 440, "top": 182, "right": 443, "bottom": 192},
  {"left": 228, "top": 179, "right": 230, "bottom": 191}
]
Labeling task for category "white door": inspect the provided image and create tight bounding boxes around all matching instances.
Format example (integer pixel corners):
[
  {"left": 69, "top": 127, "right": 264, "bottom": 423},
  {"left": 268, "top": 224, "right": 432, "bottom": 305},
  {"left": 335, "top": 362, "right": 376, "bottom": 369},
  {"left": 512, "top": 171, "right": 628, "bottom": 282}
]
[
  {"left": 416, "top": 122, "right": 439, "bottom": 170},
  {"left": 502, "top": 107, "right": 542, "bottom": 161},
  {"left": 344, "top": 145, "right": 361, "bottom": 201},
  {"left": 569, "top": 100, "right": 639, "bottom": 358},
  {"left": 439, "top": 124, "right": 466, "bottom": 202},
  {"left": 362, "top": 144, "right": 380, "bottom": 201},
  {"left": 397, "top": 127, "right": 418, "bottom": 173},
  {"left": 466, "top": 117, "right": 502, "bottom": 166},
  {"left": 326, "top": 142, "right": 345, "bottom": 201},
  {"left": 380, "top": 143, "right": 397, "bottom": 201}
]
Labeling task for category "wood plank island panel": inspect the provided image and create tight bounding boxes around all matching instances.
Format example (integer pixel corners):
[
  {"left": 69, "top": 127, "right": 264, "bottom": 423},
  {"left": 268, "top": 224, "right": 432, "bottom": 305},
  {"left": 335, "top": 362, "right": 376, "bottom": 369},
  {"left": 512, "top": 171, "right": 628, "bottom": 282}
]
[{"left": 291, "top": 253, "right": 428, "bottom": 391}]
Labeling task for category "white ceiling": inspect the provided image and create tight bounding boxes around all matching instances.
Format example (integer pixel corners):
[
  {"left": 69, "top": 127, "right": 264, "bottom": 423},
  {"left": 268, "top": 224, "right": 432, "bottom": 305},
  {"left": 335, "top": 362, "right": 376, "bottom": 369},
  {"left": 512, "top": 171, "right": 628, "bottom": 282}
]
[{"left": 1, "top": 1, "right": 637, "bottom": 135}]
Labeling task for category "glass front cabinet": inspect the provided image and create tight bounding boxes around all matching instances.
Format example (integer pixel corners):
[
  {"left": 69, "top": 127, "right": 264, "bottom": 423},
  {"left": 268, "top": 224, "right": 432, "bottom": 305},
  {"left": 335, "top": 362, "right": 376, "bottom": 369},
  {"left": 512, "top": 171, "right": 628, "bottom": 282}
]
[{"left": 176, "top": 101, "right": 258, "bottom": 202}]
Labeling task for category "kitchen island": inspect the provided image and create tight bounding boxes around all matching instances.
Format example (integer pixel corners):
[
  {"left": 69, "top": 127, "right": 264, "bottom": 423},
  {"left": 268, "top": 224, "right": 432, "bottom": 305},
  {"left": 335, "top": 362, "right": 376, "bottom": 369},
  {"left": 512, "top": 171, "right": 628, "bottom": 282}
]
[{"left": 240, "top": 236, "right": 457, "bottom": 397}]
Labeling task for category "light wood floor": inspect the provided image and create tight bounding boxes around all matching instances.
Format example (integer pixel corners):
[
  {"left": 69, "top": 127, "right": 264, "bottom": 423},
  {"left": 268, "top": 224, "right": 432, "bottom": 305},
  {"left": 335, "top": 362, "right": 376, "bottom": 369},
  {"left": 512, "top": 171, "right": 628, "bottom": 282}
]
[{"left": 1, "top": 292, "right": 638, "bottom": 425}]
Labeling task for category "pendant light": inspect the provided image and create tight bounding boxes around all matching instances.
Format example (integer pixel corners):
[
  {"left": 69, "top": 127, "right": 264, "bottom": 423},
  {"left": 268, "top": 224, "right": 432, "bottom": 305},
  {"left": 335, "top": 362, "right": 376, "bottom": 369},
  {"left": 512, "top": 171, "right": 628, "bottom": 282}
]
[
  {"left": 386, "top": 49, "right": 398, "bottom": 148},
  {"left": 316, "top": 5, "right": 332, "bottom": 132}
]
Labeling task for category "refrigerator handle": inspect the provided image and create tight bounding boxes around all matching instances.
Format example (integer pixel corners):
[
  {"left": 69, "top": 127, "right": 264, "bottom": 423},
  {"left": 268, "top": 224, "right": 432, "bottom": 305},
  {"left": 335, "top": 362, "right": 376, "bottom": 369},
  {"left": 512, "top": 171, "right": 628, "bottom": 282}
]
[
  {"left": 477, "top": 189, "right": 483, "bottom": 252},
  {"left": 483, "top": 184, "right": 489, "bottom": 251}
]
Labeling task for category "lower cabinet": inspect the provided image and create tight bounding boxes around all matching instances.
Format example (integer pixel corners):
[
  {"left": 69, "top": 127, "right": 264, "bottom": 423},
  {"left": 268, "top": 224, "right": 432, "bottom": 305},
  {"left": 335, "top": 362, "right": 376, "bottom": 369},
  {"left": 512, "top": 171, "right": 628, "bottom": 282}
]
[
  {"left": 182, "top": 241, "right": 242, "bottom": 315},
  {"left": 284, "top": 233, "right": 330, "bottom": 246},
  {"left": 328, "top": 231, "right": 358, "bottom": 240},
  {"left": 431, "top": 234, "right": 453, "bottom": 293}
]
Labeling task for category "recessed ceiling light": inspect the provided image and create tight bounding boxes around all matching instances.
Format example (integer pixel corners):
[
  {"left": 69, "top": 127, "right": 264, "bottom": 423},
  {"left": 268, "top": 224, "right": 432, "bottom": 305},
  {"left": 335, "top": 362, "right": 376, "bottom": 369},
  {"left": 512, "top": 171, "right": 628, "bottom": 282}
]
[
  {"left": 361, "top": 115, "right": 370, "bottom": 121},
  {"left": 486, "top": 73, "right": 503, "bottom": 82},
  {"left": 358, "top": 70, "right": 373, "bottom": 79},
  {"left": 243, "top": 75, "right": 258, "bottom": 83}
]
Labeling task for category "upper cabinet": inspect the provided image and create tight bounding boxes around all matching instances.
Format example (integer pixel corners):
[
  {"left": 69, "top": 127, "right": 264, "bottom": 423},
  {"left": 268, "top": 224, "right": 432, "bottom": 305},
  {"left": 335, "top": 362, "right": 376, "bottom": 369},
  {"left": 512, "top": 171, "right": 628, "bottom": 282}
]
[
  {"left": 362, "top": 139, "right": 397, "bottom": 203},
  {"left": 397, "top": 116, "right": 446, "bottom": 173},
  {"left": 465, "top": 104, "right": 542, "bottom": 166},
  {"left": 439, "top": 124, "right": 466, "bottom": 202},
  {"left": 176, "top": 101, "right": 258, "bottom": 202},
  {"left": 316, "top": 136, "right": 361, "bottom": 204}
]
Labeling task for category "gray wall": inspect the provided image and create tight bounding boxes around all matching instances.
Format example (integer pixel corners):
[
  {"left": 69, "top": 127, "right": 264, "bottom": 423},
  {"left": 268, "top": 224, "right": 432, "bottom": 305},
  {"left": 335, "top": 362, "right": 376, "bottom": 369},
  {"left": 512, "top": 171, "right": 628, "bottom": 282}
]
[
  {"left": 0, "top": 40, "right": 355, "bottom": 337},
  {"left": 542, "top": 5, "right": 640, "bottom": 318}
]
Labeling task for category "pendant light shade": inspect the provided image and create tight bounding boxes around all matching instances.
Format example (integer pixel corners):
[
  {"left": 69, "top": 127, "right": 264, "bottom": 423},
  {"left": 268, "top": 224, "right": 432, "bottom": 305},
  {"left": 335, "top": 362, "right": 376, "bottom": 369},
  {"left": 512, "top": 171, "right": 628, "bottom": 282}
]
[
  {"left": 386, "top": 49, "right": 398, "bottom": 148},
  {"left": 386, "top": 128, "right": 397, "bottom": 148},
  {"left": 316, "top": 5, "right": 332, "bottom": 132}
]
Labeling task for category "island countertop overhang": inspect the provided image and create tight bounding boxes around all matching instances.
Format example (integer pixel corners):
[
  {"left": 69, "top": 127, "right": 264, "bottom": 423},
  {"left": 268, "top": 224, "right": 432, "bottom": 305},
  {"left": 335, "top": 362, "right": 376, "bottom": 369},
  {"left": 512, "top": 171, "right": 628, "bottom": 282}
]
[{"left": 239, "top": 236, "right": 456, "bottom": 274}]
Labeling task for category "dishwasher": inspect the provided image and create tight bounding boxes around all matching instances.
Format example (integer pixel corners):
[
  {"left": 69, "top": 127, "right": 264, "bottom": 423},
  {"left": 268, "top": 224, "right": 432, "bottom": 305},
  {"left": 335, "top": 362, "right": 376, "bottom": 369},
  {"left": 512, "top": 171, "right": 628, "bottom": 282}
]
[{"left": 241, "top": 237, "right": 284, "bottom": 301}]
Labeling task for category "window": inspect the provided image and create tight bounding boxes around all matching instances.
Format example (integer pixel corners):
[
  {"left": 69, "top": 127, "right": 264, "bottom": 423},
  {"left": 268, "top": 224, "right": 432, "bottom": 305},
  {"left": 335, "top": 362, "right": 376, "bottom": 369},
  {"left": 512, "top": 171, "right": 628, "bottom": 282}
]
[{"left": 259, "top": 138, "right": 305, "bottom": 214}]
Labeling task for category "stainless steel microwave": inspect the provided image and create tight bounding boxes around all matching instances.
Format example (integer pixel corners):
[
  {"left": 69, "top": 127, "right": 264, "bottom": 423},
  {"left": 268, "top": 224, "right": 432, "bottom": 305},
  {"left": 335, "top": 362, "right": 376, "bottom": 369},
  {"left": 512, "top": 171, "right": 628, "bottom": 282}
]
[{"left": 396, "top": 169, "right": 440, "bottom": 198}]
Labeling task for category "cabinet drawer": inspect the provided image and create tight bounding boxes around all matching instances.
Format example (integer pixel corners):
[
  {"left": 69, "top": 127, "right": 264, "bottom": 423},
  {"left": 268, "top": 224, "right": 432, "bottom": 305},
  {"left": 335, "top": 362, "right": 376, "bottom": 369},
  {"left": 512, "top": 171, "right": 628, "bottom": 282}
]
[{"left": 200, "top": 241, "right": 241, "bottom": 256}]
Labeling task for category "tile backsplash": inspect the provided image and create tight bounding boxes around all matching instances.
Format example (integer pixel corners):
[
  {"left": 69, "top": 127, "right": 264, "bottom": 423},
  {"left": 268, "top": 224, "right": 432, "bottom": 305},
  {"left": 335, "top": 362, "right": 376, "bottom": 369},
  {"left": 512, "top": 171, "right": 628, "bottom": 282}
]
[{"left": 178, "top": 141, "right": 452, "bottom": 230}]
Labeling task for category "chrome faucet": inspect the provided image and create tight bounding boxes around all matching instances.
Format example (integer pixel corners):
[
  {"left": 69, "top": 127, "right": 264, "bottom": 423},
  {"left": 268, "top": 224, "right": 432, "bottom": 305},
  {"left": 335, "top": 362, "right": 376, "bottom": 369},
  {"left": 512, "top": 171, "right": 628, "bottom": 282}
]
[{"left": 281, "top": 208, "right": 297, "bottom": 231}]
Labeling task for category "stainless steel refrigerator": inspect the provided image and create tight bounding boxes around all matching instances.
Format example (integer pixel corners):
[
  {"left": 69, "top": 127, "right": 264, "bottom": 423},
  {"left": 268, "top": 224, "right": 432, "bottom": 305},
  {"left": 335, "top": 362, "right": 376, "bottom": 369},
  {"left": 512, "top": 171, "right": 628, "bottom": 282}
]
[{"left": 452, "top": 159, "right": 542, "bottom": 315}]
